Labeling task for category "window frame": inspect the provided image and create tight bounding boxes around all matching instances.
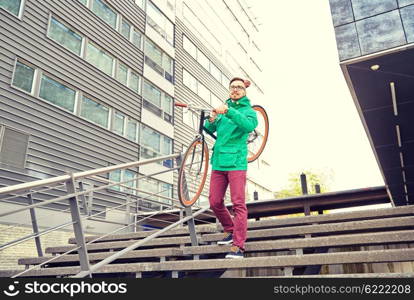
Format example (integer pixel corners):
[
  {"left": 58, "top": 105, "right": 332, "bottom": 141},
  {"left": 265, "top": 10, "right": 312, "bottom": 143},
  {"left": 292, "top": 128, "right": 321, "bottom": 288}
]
[
  {"left": 46, "top": 14, "right": 84, "bottom": 56},
  {"left": 142, "top": 79, "right": 173, "bottom": 123},
  {"left": 79, "top": 94, "right": 111, "bottom": 129},
  {"left": 146, "top": 0, "right": 175, "bottom": 46},
  {"left": 0, "top": 0, "right": 26, "bottom": 19},
  {"left": 144, "top": 37, "right": 174, "bottom": 83},
  {"left": 91, "top": 0, "right": 119, "bottom": 30},
  {"left": 38, "top": 71, "right": 78, "bottom": 113},
  {"left": 11, "top": 59, "right": 38, "bottom": 95},
  {"left": 85, "top": 39, "right": 116, "bottom": 77}
]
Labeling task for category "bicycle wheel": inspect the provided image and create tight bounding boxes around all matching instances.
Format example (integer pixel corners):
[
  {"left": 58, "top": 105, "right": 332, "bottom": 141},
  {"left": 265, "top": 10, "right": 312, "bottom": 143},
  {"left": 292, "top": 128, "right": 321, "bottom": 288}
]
[
  {"left": 178, "top": 138, "right": 209, "bottom": 207},
  {"left": 247, "top": 105, "right": 269, "bottom": 163}
]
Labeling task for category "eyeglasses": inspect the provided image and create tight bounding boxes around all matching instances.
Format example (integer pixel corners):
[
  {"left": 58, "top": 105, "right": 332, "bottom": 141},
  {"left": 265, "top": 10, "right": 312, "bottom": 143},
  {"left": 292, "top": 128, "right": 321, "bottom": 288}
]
[{"left": 229, "top": 85, "right": 245, "bottom": 91}]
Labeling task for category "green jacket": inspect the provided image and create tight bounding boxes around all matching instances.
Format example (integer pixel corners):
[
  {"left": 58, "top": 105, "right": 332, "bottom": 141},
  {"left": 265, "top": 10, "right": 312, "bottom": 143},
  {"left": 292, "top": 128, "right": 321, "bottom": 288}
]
[{"left": 204, "top": 96, "right": 258, "bottom": 171}]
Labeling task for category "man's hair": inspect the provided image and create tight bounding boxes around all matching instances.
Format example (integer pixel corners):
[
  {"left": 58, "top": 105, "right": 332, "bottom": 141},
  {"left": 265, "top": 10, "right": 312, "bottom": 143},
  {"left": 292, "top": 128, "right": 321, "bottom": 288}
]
[{"left": 229, "top": 77, "right": 251, "bottom": 88}]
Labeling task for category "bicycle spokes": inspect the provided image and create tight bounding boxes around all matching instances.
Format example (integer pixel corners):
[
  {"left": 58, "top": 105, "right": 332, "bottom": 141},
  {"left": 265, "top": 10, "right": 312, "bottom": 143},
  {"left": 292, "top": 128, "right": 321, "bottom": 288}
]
[{"left": 178, "top": 139, "right": 209, "bottom": 207}]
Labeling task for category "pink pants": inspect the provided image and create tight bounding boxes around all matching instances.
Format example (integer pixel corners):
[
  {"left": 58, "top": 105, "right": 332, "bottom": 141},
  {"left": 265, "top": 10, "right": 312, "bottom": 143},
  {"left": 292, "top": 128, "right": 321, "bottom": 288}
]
[{"left": 209, "top": 170, "right": 247, "bottom": 250}]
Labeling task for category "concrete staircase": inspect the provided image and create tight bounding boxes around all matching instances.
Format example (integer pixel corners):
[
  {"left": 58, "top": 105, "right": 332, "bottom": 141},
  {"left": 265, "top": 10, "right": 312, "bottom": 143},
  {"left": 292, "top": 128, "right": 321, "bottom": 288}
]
[{"left": 1, "top": 205, "right": 414, "bottom": 278}]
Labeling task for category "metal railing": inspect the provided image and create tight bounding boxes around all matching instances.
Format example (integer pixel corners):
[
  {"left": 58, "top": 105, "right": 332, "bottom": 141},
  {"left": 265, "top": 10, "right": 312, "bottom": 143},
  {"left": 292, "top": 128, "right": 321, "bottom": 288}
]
[{"left": 0, "top": 153, "right": 216, "bottom": 278}]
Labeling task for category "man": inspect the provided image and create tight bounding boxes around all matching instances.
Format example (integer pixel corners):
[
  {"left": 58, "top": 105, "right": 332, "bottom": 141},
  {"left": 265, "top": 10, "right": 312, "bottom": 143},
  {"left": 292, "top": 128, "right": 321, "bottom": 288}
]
[{"left": 204, "top": 77, "right": 258, "bottom": 259}]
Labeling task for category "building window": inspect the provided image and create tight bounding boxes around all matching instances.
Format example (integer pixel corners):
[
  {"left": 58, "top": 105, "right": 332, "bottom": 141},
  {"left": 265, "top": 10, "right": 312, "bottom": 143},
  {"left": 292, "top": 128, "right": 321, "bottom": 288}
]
[
  {"left": 48, "top": 17, "right": 83, "bottom": 56},
  {"left": 80, "top": 96, "right": 110, "bottom": 128},
  {"left": 116, "top": 62, "right": 141, "bottom": 94},
  {"left": 116, "top": 63, "right": 128, "bottom": 85},
  {"left": 140, "top": 124, "right": 173, "bottom": 168},
  {"left": 132, "top": 29, "right": 143, "bottom": 49},
  {"left": 182, "top": 35, "right": 230, "bottom": 88},
  {"left": 211, "top": 93, "right": 223, "bottom": 108},
  {"left": 120, "top": 18, "right": 131, "bottom": 40},
  {"left": 91, "top": 0, "right": 118, "bottom": 29},
  {"left": 128, "top": 71, "right": 140, "bottom": 93},
  {"left": 109, "top": 169, "right": 137, "bottom": 195},
  {"left": 86, "top": 41, "right": 114, "bottom": 76},
  {"left": 109, "top": 169, "right": 121, "bottom": 191},
  {"left": 12, "top": 61, "right": 35, "bottom": 93},
  {"left": 197, "top": 82, "right": 211, "bottom": 103},
  {"left": 183, "top": 69, "right": 218, "bottom": 107},
  {"left": 162, "top": 94, "right": 173, "bottom": 123},
  {"left": 162, "top": 55, "right": 174, "bottom": 82},
  {"left": 39, "top": 74, "right": 76, "bottom": 112},
  {"left": 0, "top": 0, "right": 24, "bottom": 17},
  {"left": 197, "top": 50, "right": 210, "bottom": 71},
  {"left": 183, "top": 35, "right": 197, "bottom": 58},
  {"left": 113, "top": 111, "right": 125, "bottom": 136},
  {"left": 182, "top": 69, "right": 197, "bottom": 94},
  {"left": 127, "top": 119, "right": 139, "bottom": 142},
  {"left": 134, "top": 0, "right": 144, "bottom": 10},
  {"left": 138, "top": 177, "right": 172, "bottom": 209},
  {"left": 123, "top": 169, "right": 138, "bottom": 195},
  {"left": 146, "top": 1, "right": 174, "bottom": 45},
  {"left": 210, "top": 63, "right": 222, "bottom": 83},
  {"left": 144, "top": 38, "right": 174, "bottom": 83},
  {"left": 183, "top": 109, "right": 199, "bottom": 131},
  {"left": 142, "top": 80, "right": 173, "bottom": 123},
  {"left": 0, "top": 125, "right": 29, "bottom": 169}
]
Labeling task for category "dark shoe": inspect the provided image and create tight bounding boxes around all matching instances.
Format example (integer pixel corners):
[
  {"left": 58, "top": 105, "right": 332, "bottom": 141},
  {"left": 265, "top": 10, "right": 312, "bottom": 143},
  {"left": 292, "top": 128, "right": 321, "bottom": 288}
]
[
  {"left": 217, "top": 233, "right": 233, "bottom": 245},
  {"left": 225, "top": 246, "right": 244, "bottom": 259}
]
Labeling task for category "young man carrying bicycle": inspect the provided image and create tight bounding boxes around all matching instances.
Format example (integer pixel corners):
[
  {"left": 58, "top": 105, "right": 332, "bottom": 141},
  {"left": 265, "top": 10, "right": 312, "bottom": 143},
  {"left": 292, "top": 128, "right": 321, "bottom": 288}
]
[{"left": 204, "top": 77, "right": 258, "bottom": 259}]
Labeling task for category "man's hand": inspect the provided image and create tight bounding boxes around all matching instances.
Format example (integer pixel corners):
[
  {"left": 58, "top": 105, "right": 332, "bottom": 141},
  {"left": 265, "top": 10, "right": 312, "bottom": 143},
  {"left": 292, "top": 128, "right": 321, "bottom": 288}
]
[
  {"left": 209, "top": 111, "right": 217, "bottom": 122},
  {"left": 214, "top": 104, "right": 228, "bottom": 114}
]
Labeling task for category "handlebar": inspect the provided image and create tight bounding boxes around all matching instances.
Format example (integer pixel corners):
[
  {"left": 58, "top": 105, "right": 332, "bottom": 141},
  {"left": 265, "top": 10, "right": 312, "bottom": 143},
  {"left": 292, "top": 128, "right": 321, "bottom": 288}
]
[
  {"left": 174, "top": 102, "right": 188, "bottom": 108},
  {"left": 174, "top": 101, "right": 218, "bottom": 113}
]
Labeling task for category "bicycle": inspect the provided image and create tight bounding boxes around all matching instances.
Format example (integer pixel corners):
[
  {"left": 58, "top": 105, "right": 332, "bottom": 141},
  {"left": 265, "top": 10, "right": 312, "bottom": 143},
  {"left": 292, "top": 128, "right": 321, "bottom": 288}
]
[{"left": 175, "top": 101, "right": 269, "bottom": 207}]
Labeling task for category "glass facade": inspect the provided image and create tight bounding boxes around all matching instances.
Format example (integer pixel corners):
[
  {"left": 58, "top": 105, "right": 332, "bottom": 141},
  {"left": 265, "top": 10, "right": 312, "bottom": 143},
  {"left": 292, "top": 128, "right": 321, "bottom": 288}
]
[{"left": 329, "top": 0, "right": 414, "bottom": 60}]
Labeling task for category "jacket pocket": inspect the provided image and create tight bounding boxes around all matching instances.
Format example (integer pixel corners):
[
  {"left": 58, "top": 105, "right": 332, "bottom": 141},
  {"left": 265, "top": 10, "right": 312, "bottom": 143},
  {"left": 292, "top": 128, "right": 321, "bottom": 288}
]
[{"left": 217, "top": 147, "right": 239, "bottom": 168}]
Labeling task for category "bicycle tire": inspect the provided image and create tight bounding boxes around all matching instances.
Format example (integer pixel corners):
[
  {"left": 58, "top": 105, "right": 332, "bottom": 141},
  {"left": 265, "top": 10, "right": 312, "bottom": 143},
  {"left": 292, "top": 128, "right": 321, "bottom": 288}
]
[
  {"left": 248, "top": 105, "right": 269, "bottom": 163},
  {"left": 178, "top": 138, "right": 209, "bottom": 207}
]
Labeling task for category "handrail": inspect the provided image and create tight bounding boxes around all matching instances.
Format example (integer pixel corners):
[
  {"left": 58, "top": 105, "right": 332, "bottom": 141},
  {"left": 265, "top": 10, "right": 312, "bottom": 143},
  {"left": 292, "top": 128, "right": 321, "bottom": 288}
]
[
  {"left": 73, "top": 206, "right": 211, "bottom": 278},
  {"left": 0, "top": 153, "right": 180, "bottom": 195},
  {"left": 0, "top": 152, "right": 211, "bottom": 278},
  {"left": 0, "top": 156, "right": 181, "bottom": 218}
]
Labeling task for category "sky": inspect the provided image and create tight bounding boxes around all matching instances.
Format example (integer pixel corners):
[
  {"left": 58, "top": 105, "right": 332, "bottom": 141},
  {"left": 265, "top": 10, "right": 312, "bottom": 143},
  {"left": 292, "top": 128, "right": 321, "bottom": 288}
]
[{"left": 250, "top": 1, "right": 385, "bottom": 192}]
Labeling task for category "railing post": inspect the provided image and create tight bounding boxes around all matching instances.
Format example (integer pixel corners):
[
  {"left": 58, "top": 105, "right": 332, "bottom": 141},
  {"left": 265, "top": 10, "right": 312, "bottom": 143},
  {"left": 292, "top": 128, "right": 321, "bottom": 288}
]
[
  {"left": 27, "top": 194, "right": 43, "bottom": 257},
  {"left": 65, "top": 174, "right": 91, "bottom": 274},
  {"left": 315, "top": 184, "right": 323, "bottom": 215},
  {"left": 125, "top": 195, "right": 133, "bottom": 233},
  {"left": 78, "top": 181, "right": 89, "bottom": 216},
  {"left": 301, "top": 173, "right": 310, "bottom": 216},
  {"left": 175, "top": 155, "right": 198, "bottom": 246}
]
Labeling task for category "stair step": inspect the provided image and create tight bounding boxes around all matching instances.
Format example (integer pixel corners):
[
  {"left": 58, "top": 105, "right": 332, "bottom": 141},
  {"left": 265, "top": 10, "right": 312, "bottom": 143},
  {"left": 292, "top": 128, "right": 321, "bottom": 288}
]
[
  {"left": 68, "top": 225, "right": 218, "bottom": 244},
  {"left": 250, "top": 273, "right": 414, "bottom": 278},
  {"left": 20, "top": 230, "right": 414, "bottom": 266},
  {"left": 46, "top": 216, "right": 414, "bottom": 255},
  {"left": 184, "top": 230, "right": 414, "bottom": 255},
  {"left": 67, "top": 206, "right": 414, "bottom": 245},
  {"left": 202, "top": 216, "right": 414, "bottom": 243},
  {"left": 18, "top": 248, "right": 183, "bottom": 266},
  {"left": 243, "top": 205, "right": 414, "bottom": 230},
  {"left": 46, "top": 236, "right": 193, "bottom": 254},
  {"left": 3, "top": 248, "right": 414, "bottom": 277}
]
